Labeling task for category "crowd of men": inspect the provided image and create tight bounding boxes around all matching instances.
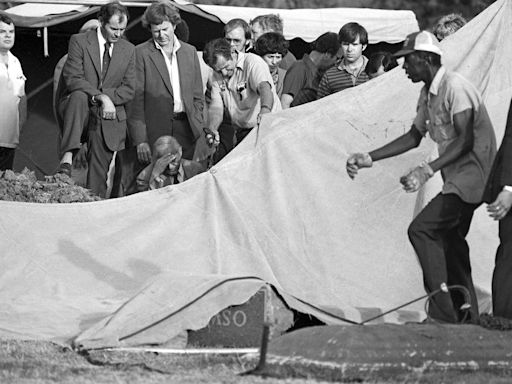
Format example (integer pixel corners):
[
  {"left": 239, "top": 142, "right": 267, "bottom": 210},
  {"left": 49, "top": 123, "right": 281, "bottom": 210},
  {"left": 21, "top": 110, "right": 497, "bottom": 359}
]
[
  {"left": 4, "top": 1, "right": 403, "bottom": 195},
  {"left": 2, "top": 1, "right": 512, "bottom": 323}
]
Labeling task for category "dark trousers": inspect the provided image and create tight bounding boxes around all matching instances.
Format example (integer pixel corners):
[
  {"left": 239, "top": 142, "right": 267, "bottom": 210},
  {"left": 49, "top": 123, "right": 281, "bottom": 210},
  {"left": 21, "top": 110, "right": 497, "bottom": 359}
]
[
  {"left": 111, "top": 146, "right": 138, "bottom": 197},
  {"left": 59, "top": 91, "right": 114, "bottom": 198},
  {"left": 213, "top": 120, "right": 235, "bottom": 164},
  {"left": 86, "top": 120, "right": 113, "bottom": 198},
  {"left": 407, "top": 193, "right": 479, "bottom": 323},
  {"left": 493, "top": 213, "right": 512, "bottom": 318},
  {"left": 58, "top": 91, "right": 90, "bottom": 157},
  {"left": 0, "top": 147, "right": 15, "bottom": 171},
  {"left": 170, "top": 117, "right": 196, "bottom": 161}
]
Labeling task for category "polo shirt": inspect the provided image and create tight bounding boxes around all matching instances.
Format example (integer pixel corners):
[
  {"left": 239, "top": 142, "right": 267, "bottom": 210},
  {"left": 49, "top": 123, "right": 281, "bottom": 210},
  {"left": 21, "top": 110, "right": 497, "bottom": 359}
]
[
  {"left": 273, "top": 67, "right": 287, "bottom": 98},
  {"left": 316, "top": 56, "right": 369, "bottom": 99},
  {"left": 210, "top": 52, "right": 281, "bottom": 129},
  {"left": 278, "top": 50, "right": 297, "bottom": 71},
  {"left": 413, "top": 66, "right": 497, "bottom": 204}
]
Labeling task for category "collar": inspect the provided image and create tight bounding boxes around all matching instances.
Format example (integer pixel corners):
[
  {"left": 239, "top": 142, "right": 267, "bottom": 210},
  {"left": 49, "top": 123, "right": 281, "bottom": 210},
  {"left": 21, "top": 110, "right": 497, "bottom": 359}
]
[
  {"left": 235, "top": 51, "right": 246, "bottom": 70},
  {"left": 428, "top": 66, "right": 446, "bottom": 96},
  {"left": 97, "top": 26, "right": 107, "bottom": 47},
  {"left": 178, "top": 162, "right": 184, "bottom": 180},
  {"left": 154, "top": 35, "right": 181, "bottom": 55},
  {"left": 338, "top": 55, "right": 368, "bottom": 73},
  {"left": 303, "top": 53, "right": 317, "bottom": 70},
  {"left": 3, "top": 51, "right": 15, "bottom": 65}
]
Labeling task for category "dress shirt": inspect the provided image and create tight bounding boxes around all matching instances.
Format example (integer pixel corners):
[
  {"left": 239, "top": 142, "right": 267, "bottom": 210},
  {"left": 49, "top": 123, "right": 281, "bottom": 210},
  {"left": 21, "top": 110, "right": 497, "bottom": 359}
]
[
  {"left": 97, "top": 27, "right": 113, "bottom": 72},
  {"left": 155, "top": 36, "right": 183, "bottom": 113}
]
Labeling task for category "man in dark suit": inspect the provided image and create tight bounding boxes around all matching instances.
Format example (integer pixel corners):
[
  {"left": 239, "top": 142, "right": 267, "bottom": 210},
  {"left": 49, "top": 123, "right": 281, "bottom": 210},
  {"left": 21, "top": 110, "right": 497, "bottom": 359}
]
[
  {"left": 127, "top": 1, "right": 204, "bottom": 165},
  {"left": 57, "top": 1, "right": 135, "bottom": 198},
  {"left": 484, "top": 99, "right": 512, "bottom": 319},
  {"left": 136, "top": 135, "right": 204, "bottom": 192}
]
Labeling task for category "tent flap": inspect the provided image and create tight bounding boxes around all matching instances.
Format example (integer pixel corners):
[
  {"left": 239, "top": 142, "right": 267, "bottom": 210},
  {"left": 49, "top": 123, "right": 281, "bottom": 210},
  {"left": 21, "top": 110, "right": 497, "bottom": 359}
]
[
  {"left": 2, "top": 3, "right": 98, "bottom": 28},
  {"left": 1, "top": 0, "right": 418, "bottom": 43}
]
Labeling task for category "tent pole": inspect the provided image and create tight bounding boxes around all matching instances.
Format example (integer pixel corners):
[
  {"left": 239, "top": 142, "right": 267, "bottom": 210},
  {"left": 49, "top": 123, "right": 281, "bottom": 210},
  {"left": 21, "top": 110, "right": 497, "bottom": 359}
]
[{"left": 0, "top": 0, "right": 151, "bottom": 6}]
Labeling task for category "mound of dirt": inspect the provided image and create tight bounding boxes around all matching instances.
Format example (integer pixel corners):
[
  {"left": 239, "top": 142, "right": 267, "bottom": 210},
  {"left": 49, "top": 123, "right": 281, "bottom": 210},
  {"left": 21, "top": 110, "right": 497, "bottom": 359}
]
[
  {"left": 0, "top": 168, "right": 101, "bottom": 203},
  {"left": 480, "top": 313, "right": 512, "bottom": 331}
]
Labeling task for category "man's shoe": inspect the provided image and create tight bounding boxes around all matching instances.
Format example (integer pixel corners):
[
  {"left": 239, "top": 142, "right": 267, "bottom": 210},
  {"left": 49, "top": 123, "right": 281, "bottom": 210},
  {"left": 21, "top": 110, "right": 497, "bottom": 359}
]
[{"left": 57, "top": 162, "right": 72, "bottom": 177}]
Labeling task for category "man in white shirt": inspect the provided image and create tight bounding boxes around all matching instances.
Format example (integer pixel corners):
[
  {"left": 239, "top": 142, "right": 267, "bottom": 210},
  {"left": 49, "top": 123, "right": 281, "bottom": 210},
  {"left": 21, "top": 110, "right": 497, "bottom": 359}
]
[
  {"left": 203, "top": 38, "right": 281, "bottom": 147},
  {"left": 127, "top": 1, "right": 204, "bottom": 166},
  {"left": 0, "top": 14, "right": 26, "bottom": 171}
]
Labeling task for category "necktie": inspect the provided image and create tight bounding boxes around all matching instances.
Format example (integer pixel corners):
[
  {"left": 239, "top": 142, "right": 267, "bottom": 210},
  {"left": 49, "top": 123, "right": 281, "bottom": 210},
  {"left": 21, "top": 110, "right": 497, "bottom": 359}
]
[{"left": 101, "top": 42, "right": 111, "bottom": 81}]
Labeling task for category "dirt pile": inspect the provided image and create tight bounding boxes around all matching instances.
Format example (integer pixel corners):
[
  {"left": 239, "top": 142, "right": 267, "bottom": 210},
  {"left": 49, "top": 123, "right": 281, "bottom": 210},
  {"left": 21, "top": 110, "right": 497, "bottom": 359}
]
[{"left": 0, "top": 168, "right": 101, "bottom": 203}]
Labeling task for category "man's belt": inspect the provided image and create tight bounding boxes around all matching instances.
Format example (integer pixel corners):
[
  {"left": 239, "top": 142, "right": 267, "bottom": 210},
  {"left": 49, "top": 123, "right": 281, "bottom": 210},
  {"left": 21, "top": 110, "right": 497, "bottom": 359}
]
[{"left": 172, "top": 112, "right": 187, "bottom": 120}]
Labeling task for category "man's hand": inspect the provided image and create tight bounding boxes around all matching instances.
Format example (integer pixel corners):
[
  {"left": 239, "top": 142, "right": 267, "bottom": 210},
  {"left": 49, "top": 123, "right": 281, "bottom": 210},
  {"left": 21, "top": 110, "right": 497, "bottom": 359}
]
[
  {"left": 203, "top": 127, "right": 220, "bottom": 148},
  {"left": 346, "top": 153, "right": 372, "bottom": 179},
  {"left": 257, "top": 105, "right": 271, "bottom": 126},
  {"left": 487, "top": 189, "right": 512, "bottom": 220},
  {"left": 400, "top": 163, "right": 434, "bottom": 193},
  {"left": 152, "top": 153, "right": 173, "bottom": 178},
  {"left": 96, "top": 94, "right": 116, "bottom": 120},
  {"left": 137, "top": 142, "right": 152, "bottom": 164}
]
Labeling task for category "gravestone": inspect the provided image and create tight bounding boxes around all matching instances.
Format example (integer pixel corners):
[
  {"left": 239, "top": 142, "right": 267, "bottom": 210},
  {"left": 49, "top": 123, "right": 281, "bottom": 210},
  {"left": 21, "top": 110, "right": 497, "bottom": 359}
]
[{"left": 187, "top": 286, "right": 293, "bottom": 348}]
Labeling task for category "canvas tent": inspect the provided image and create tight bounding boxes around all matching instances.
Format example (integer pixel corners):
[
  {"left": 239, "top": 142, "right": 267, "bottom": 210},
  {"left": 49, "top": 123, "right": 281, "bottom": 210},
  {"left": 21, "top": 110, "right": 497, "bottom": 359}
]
[
  {"left": 1, "top": 0, "right": 418, "bottom": 44},
  {"left": 1, "top": 0, "right": 511, "bottom": 349}
]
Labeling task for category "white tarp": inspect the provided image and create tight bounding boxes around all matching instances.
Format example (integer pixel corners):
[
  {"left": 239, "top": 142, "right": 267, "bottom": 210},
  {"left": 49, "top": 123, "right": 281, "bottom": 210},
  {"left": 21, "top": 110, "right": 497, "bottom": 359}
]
[
  {"left": 0, "top": 0, "right": 511, "bottom": 348},
  {"left": 5, "top": 3, "right": 89, "bottom": 17}
]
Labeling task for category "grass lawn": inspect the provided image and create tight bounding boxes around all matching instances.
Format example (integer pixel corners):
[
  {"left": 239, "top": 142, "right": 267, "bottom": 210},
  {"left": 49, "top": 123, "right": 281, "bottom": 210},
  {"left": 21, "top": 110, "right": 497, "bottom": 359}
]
[
  {"left": 2, "top": 338, "right": 512, "bottom": 383},
  {"left": 0, "top": 339, "right": 330, "bottom": 384}
]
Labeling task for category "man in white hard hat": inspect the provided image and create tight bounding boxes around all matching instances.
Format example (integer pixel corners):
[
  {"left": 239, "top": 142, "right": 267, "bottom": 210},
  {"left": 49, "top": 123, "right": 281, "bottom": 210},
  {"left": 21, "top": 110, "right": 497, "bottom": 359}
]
[{"left": 345, "top": 31, "right": 497, "bottom": 324}]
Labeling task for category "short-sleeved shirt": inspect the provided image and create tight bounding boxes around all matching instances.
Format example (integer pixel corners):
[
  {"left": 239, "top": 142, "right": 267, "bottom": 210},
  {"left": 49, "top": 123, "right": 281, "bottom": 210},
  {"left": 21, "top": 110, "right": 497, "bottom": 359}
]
[
  {"left": 316, "top": 56, "right": 369, "bottom": 99},
  {"left": 0, "top": 51, "right": 26, "bottom": 148},
  {"left": 210, "top": 52, "right": 281, "bottom": 129},
  {"left": 273, "top": 67, "right": 286, "bottom": 98},
  {"left": 413, "top": 66, "right": 497, "bottom": 204},
  {"left": 278, "top": 50, "right": 297, "bottom": 71},
  {"left": 281, "top": 54, "right": 319, "bottom": 107}
]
